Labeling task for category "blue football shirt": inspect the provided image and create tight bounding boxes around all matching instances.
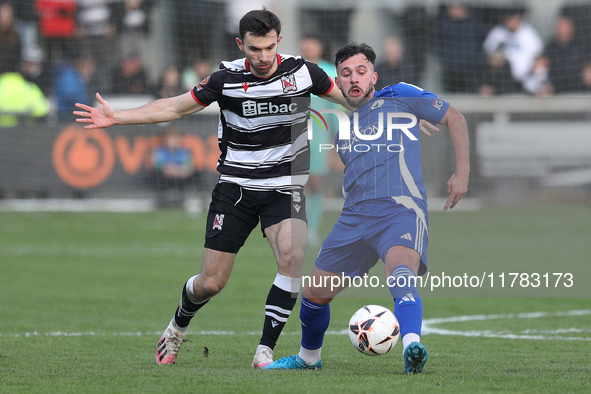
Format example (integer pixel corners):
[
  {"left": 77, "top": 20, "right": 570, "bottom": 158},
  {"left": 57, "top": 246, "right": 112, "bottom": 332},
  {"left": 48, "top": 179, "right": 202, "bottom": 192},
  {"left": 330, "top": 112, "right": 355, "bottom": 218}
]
[{"left": 336, "top": 83, "right": 449, "bottom": 207}]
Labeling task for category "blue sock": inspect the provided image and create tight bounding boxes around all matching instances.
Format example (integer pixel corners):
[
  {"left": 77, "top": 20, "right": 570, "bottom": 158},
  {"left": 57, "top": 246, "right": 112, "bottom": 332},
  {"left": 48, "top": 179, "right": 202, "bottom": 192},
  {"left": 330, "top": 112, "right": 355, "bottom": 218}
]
[
  {"left": 388, "top": 265, "right": 423, "bottom": 338},
  {"left": 300, "top": 297, "right": 330, "bottom": 350}
]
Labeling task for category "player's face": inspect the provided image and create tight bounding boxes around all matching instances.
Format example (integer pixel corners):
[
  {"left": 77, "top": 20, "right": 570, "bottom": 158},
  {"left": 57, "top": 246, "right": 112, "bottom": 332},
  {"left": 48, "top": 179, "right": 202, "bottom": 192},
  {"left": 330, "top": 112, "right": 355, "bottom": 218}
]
[
  {"left": 335, "top": 54, "right": 378, "bottom": 108},
  {"left": 236, "top": 31, "right": 282, "bottom": 78}
]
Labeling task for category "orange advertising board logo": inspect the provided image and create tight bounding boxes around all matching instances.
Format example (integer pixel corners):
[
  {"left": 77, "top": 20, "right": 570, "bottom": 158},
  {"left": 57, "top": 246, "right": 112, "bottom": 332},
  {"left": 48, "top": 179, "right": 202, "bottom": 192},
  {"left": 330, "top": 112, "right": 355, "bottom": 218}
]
[
  {"left": 52, "top": 125, "right": 219, "bottom": 189},
  {"left": 52, "top": 125, "right": 116, "bottom": 189}
]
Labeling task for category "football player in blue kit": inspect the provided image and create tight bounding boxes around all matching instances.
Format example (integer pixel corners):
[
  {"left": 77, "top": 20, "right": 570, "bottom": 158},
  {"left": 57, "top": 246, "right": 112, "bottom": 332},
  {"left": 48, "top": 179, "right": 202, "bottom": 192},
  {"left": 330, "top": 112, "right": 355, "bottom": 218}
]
[{"left": 263, "top": 42, "right": 470, "bottom": 374}]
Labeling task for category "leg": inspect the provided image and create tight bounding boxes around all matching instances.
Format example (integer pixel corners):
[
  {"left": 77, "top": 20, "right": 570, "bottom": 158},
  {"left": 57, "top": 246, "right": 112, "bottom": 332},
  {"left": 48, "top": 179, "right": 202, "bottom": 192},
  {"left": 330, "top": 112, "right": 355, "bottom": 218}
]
[
  {"left": 262, "top": 205, "right": 367, "bottom": 370},
  {"left": 384, "top": 245, "right": 427, "bottom": 374},
  {"left": 251, "top": 218, "right": 306, "bottom": 368},
  {"left": 191, "top": 248, "right": 236, "bottom": 300},
  {"left": 173, "top": 247, "right": 236, "bottom": 328},
  {"left": 263, "top": 267, "right": 348, "bottom": 370},
  {"left": 157, "top": 183, "right": 256, "bottom": 365},
  {"left": 265, "top": 217, "right": 307, "bottom": 278},
  {"left": 156, "top": 248, "right": 236, "bottom": 365}
]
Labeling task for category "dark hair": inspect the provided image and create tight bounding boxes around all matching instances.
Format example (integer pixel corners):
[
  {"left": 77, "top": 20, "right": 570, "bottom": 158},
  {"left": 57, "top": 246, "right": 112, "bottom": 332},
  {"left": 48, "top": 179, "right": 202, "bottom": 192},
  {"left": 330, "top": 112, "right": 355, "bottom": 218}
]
[
  {"left": 239, "top": 9, "right": 281, "bottom": 39},
  {"left": 334, "top": 42, "right": 376, "bottom": 68}
]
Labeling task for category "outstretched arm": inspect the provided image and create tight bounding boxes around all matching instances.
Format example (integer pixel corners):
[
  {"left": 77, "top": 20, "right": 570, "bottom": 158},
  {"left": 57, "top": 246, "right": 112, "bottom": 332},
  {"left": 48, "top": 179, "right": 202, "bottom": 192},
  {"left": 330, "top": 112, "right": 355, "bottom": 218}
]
[
  {"left": 74, "top": 91, "right": 205, "bottom": 129},
  {"left": 439, "top": 105, "right": 470, "bottom": 210}
]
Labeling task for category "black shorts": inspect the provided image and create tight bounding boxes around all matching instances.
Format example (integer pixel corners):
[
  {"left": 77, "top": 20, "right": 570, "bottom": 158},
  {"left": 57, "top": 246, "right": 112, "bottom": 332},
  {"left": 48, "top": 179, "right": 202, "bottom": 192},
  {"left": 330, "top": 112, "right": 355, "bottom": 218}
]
[{"left": 204, "top": 182, "right": 307, "bottom": 254}]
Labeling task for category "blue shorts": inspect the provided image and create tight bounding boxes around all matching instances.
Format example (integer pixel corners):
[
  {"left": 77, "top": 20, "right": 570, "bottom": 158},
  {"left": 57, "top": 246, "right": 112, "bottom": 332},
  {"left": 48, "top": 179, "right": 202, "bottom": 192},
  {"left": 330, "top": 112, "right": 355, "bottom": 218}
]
[{"left": 315, "top": 197, "right": 429, "bottom": 277}]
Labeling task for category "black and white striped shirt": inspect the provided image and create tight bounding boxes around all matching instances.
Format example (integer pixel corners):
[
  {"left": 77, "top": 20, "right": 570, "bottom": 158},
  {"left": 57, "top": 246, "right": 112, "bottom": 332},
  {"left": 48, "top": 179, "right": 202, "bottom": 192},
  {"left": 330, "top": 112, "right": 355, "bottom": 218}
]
[{"left": 191, "top": 54, "right": 334, "bottom": 191}]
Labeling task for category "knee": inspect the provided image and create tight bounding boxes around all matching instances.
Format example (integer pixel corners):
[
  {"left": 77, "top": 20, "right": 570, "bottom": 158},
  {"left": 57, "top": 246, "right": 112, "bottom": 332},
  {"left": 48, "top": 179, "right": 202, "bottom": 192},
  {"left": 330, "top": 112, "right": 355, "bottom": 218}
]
[
  {"left": 278, "top": 246, "right": 305, "bottom": 270},
  {"left": 197, "top": 276, "right": 226, "bottom": 298},
  {"left": 302, "top": 286, "right": 332, "bottom": 306}
]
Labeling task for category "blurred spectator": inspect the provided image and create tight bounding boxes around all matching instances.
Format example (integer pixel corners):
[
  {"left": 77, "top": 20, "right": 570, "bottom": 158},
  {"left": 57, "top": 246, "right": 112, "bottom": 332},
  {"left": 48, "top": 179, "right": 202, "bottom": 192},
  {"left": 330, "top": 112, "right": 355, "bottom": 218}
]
[
  {"left": 0, "top": 1, "right": 21, "bottom": 73},
  {"left": 111, "top": 53, "right": 150, "bottom": 95},
  {"left": 546, "top": 15, "right": 585, "bottom": 94},
  {"left": 434, "top": 4, "right": 487, "bottom": 93},
  {"left": 373, "top": 35, "right": 417, "bottom": 89},
  {"left": 35, "top": 0, "right": 77, "bottom": 63},
  {"left": 300, "top": 35, "right": 335, "bottom": 76},
  {"left": 399, "top": 6, "right": 428, "bottom": 83},
  {"left": 299, "top": 34, "right": 339, "bottom": 246},
  {"left": 20, "top": 44, "right": 51, "bottom": 95},
  {"left": 0, "top": 71, "right": 48, "bottom": 127},
  {"left": 151, "top": 127, "right": 195, "bottom": 208},
  {"left": 522, "top": 55, "right": 553, "bottom": 96},
  {"left": 173, "top": 0, "right": 225, "bottom": 68},
  {"left": 299, "top": 6, "right": 354, "bottom": 60},
  {"left": 483, "top": 10, "right": 544, "bottom": 86},
  {"left": 53, "top": 49, "right": 96, "bottom": 121},
  {"left": 12, "top": 0, "right": 39, "bottom": 56},
  {"left": 0, "top": 40, "right": 48, "bottom": 127},
  {"left": 113, "top": 0, "right": 154, "bottom": 60},
  {"left": 156, "top": 65, "right": 184, "bottom": 99},
  {"left": 182, "top": 58, "right": 213, "bottom": 91},
  {"left": 577, "top": 60, "right": 591, "bottom": 93},
  {"left": 478, "top": 49, "right": 522, "bottom": 96},
  {"left": 77, "top": 0, "right": 117, "bottom": 93}
]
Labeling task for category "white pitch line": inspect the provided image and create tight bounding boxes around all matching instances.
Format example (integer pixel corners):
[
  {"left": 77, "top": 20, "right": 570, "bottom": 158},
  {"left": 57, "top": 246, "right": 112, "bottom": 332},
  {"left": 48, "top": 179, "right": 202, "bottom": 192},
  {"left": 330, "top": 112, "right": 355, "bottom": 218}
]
[
  {"left": 2, "top": 310, "right": 590, "bottom": 340},
  {"left": 422, "top": 309, "right": 591, "bottom": 326},
  {"left": 422, "top": 309, "right": 591, "bottom": 341}
]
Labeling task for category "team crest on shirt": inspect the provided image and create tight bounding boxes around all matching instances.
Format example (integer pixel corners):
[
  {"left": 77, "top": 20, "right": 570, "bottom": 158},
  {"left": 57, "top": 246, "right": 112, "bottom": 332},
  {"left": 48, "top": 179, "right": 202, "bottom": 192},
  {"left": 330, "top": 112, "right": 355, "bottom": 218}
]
[
  {"left": 213, "top": 214, "right": 224, "bottom": 230},
  {"left": 281, "top": 74, "right": 297, "bottom": 93}
]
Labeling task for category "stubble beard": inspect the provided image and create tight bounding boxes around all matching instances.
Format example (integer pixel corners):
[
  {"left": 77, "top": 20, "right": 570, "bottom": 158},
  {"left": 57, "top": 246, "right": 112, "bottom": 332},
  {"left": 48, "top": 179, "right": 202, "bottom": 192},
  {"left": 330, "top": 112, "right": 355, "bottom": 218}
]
[{"left": 345, "top": 83, "right": 376, "bottom": 108}]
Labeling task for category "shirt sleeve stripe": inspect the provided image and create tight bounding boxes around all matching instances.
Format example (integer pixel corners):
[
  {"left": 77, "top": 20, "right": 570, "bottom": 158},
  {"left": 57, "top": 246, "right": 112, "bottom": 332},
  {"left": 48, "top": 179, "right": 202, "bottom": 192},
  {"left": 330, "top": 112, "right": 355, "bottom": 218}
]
[
  {"left": 191, "top": 88, "right": 209, "bottom": 107},
  {"left": 319, "top": 77, "right": 335, "bottom": 96}
]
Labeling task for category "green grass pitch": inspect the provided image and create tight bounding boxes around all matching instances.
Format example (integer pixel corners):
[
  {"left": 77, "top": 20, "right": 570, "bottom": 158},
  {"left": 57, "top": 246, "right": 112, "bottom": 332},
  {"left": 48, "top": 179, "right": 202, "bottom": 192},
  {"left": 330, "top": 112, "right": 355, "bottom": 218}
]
[{"left": 1, "top": 205, "right": 590, "bottom": 393}]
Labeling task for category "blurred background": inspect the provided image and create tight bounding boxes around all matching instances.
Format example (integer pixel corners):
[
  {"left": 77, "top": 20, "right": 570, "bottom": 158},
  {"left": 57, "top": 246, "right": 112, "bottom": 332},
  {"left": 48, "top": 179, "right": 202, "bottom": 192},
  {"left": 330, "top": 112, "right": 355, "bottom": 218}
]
[{"left": 1, "top": 0, "right": 591, "bottom": 211}]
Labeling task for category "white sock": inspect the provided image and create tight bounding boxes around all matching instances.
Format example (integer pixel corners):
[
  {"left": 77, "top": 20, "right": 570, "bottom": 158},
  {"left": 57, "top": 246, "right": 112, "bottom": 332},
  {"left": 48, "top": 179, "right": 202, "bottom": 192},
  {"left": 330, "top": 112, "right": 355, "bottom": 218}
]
[
  {"left": 256, "top": 344, "right": 273, "bottom": 355},
  {"left": 402, "top": 333, "right": 421, "bottom": 354},
  {"left": 170, "top": 318, "right": 187, "bottom": 334},
  {"left": 273, "top": 273, "right": 302, "bottom": 293},
  {"left": 298, "top": 346, "right": 321, "bottom": 366},
  {"left": 186, "top": 274, "right": 208, "bottom": 304}
]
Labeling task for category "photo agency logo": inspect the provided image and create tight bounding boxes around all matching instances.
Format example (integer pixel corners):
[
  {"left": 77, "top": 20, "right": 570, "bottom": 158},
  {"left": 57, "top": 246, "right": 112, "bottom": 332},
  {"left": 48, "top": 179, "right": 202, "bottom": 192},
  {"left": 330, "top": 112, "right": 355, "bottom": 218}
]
[{"left": 306, "top": 99, "right": 420, "bottom": 153}]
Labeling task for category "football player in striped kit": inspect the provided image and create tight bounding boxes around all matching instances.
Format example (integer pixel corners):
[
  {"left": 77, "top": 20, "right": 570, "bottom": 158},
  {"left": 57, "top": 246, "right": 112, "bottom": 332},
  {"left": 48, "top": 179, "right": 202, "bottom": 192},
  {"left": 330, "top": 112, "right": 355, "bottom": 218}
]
[{"left": 74, "top": 9, "right": 345, "bottom": 367}]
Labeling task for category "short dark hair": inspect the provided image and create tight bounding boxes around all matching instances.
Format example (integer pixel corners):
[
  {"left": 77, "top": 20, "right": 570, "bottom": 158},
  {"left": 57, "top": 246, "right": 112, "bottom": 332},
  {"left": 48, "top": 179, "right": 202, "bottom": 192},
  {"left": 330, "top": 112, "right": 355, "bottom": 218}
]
[
  {"left": 334, "top": 42, "right": 376, "bottom": 68},
  {"left": 239, "top": 9, "right": 281, "bottom": 39}
]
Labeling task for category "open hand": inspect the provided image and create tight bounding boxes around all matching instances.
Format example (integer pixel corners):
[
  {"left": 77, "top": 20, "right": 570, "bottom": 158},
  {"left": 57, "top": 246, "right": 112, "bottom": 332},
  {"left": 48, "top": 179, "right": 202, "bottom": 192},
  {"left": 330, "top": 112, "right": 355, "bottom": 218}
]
[{"left": 73, "top": 93, "right": 116, "bottom": 129}]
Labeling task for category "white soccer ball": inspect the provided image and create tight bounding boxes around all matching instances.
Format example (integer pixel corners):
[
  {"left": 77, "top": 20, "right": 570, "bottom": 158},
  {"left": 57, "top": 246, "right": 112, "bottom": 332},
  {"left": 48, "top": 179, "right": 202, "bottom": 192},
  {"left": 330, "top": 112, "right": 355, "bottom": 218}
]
[{"left": 348, "top": 305, "right": 400, "bottom": 356}]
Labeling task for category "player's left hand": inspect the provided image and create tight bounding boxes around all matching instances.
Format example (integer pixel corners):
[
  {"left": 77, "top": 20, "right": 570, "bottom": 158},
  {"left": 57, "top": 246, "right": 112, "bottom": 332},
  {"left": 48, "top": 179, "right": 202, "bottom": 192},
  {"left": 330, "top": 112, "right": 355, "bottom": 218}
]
[
  {"left": 444, "top": 171, "right": 469, "bottom": 211},
  {"left": 419, "top": 120, "right": 439, "bottom": 137}
]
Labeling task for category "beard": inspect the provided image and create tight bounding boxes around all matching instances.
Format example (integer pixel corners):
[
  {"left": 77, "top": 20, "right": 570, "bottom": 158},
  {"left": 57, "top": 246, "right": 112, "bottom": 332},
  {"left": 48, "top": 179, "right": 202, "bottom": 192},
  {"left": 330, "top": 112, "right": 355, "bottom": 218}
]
[
  {"left": 251, "top": 58, "right": 276, "bottom": 77},
  {"left": 344, "top": 83, "right": 376, "bottom": 108}
]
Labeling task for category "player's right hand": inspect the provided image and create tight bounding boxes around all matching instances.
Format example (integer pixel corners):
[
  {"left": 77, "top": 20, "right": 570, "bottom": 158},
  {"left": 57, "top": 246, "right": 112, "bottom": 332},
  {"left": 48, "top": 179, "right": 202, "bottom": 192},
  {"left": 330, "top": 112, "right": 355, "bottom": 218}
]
[
  {"left": 73, "top": 93, "right": 116, "bottom": 129},
  {"left": 419, "top": 119, "right": 439, "bottom": 137}
]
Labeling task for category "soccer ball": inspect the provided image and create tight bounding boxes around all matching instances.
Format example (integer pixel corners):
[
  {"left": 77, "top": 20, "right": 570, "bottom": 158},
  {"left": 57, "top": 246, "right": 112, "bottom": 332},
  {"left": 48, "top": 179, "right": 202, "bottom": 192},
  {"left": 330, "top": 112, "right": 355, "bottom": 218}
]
[{"left": 348, "top": 305, "right": 400, "bottom": 356}]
